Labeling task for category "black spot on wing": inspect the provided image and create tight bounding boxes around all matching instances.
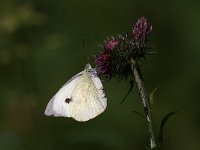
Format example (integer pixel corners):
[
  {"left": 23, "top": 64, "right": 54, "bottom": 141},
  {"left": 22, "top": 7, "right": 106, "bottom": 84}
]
[{"left": 65, "top": 98, "right": 72, "bottom": 103}]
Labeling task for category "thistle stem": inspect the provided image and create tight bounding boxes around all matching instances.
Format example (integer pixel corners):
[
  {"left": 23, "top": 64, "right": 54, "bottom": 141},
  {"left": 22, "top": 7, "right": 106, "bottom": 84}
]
[{"left": 131, "top": 59, "right": 156, "bottom": 149}]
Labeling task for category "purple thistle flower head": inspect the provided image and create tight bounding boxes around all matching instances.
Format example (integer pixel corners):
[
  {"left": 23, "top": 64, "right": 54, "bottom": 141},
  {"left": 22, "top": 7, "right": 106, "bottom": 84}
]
[
  {"left": 95, "top": 52, "right": 112, "bottom": 76},
  {"left": 94, "top": 16, "right": 153, "bottom": 79},
  {"left": 132, "top": 16, "right": 152, "bottom": 42},
  {"left": 95, "top": 37, "right": 119, "bottom": 76},
  {"left": 105, "top": 37, "right": 119, "bottom": 50}
]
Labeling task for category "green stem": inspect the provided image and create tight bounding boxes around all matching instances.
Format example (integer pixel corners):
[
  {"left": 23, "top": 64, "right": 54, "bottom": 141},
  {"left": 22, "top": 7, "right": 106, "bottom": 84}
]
[{"left": 131, "top": 59, "right": 156, "bottom": 149}]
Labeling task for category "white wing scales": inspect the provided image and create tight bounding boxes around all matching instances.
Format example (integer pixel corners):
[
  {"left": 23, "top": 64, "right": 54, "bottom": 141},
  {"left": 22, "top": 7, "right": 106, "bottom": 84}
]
[
  {"left": 44, "top": 71, "right": 83, "bottom": 117},
  {"left": 44, "top": 64, "right": 107, "bottom": 122},
  {"left": 90, "top": 71, "right": 107, "bottom": 109},
  {"left": 69, "top": 71, "right": 106, "bottom": 121}
]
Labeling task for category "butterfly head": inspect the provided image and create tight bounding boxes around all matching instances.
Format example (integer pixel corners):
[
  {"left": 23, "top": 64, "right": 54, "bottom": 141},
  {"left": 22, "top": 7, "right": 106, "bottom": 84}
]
[
  {"left": 84, "top": 64, "right": 92, "bottom": 71},
  {"left": 83, "top": 64, "right": 97, "bottom": 77}
]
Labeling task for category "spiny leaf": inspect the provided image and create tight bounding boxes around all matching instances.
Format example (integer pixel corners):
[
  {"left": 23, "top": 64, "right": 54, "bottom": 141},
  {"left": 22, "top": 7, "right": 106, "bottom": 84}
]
[
  {"left": 132, "top": 110, "right": 145, "bottom": 119},
  {"left": 158, "top": 111, "right": 178, "bottom": 143},
  {"left": 120, "top": 80, "right": 134, "bottom": 104},
  {"left": 149, "top": 87, "right": 158, "bottom": 105}
]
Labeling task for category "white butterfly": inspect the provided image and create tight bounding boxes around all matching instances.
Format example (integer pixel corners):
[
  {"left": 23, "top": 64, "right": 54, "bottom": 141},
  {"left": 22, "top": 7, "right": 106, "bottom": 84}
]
[{"left": 44, "top": 64, "right": 107, "bottom": 122}]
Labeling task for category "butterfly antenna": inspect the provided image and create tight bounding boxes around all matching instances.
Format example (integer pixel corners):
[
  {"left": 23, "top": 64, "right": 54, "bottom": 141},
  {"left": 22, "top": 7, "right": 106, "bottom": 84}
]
[
  {"left": 82, "top": 37, "right": 87, "bottom": 62},
  {"left": 120, "top": 80, "right": 134, "bottom": 104},
  {"left": 82, "top": 37, "right": 91, "bottom": 64}
]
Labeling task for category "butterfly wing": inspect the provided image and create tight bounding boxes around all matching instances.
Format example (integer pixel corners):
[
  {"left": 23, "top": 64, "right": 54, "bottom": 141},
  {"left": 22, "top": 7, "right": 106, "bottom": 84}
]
[
  {"left": 44, "top": 71, "right": 83, "bottom": 117},
  {"left": 69, "top": 68, "right": 107, "bottom": 121},
  {"left": 45, "top": 64, "right": 107, "bottom": 122},
  {"left": 88, "top": 68, "right": 107, "bottom": 109}
]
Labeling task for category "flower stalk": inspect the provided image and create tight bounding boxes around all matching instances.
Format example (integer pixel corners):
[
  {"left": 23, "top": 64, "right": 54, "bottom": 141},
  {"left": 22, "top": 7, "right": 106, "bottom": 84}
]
[
  {"left": 131, "top": 59, "right": 156, "bottom": 149},
  {"left": 94, "top": 16, "right": 156, "bottom": 149}
]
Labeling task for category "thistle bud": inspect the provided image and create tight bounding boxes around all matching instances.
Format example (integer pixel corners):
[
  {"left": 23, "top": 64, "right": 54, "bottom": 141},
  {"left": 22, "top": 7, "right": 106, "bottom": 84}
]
[{"left": 132, "top": 16, "right": 152, "bottom": 43}]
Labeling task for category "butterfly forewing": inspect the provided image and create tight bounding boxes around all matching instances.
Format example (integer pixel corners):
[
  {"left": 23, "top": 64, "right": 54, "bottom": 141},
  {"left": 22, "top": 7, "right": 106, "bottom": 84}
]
[{"left": 44, "top": 72, "right": 83, "bottom": 117}]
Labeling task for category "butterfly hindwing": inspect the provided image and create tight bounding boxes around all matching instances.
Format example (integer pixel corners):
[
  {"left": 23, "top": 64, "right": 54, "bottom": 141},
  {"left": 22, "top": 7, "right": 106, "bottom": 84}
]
[
  {"left": 89, "top": 68, "right": 107, "bottom": 109},
  {"left": 69, "top": 68, "right": 107, "bottom": 121}
]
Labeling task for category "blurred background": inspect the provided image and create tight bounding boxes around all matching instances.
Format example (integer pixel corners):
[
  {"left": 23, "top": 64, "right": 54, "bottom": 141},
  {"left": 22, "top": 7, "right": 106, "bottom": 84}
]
[{"left": 0, "top": 0, "right": 200, "bottom": 150}]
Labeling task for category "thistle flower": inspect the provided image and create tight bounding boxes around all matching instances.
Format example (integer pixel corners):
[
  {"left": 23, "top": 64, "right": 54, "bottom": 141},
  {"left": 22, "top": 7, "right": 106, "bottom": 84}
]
[
  {"left": 94, "top": 17, "right": 157, "bottom": 150},
  {"left": 95, "top": 17, "right": 152, "bottom": 79},
  {"left": 105, "top": 37, "right": 119, "bottom": 50},
  {"left": 132, "top": 16, "right": 152, "bottom": 43},
  {"left": 95, "top": 52, "right": 112, "bottom": 76}
]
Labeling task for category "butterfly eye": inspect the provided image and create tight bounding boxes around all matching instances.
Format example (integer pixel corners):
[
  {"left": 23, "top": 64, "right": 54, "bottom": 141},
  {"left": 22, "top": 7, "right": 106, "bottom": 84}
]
[{"left": 65, "top": 98, "right": 71, "bottom": 103}]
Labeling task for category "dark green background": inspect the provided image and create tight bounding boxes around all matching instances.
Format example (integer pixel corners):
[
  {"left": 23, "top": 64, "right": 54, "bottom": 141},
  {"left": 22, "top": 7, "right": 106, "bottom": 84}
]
[{"left": 0, "top": 0, "right": 200, "bottom": 150}]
